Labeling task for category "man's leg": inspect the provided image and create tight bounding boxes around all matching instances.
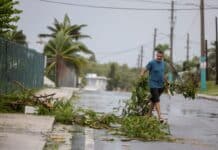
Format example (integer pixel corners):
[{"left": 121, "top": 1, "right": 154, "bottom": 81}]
[
  {"left": 154, "top": 102, "right": 162, "bottom": 120},
  {"left": 147, "top": 102, "right": 154, "bottom": 117},
  {"left": 155, "top": 88, "right": 165, "bottom": 120},
  {"left": 148, "top": 88, "right": 158, "bottom": 117}
]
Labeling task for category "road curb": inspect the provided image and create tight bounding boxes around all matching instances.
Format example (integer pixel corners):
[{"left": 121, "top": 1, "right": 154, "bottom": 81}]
[
  {"left": 0, "top": 114, "right": 55, "bottom": 150},
  {"left": 197, "top": 94, "right": 218, "bottom": 102}
]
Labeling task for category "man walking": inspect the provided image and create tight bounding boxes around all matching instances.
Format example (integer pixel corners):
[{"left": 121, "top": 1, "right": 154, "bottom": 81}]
[{"left": 141, "top": 50, "right": 166, "bottom": 122}]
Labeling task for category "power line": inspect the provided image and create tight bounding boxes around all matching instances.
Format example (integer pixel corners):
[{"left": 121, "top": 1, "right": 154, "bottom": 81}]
[
  {"left": 185, "top": 10, "right": 199, "bottom": 34},
  {"left": 174, "top": 10, "right": 199, "bottom": 43},
  {"left": 134, "top": 0, "right": 200, "bottom": 7},
  {"left": 132, "top": 0, "right": 218, "bottom": 9},
  {"left": 40, "top": 0, "right": 218, "bottom": 11},
  {"left": 79, "top": 0, "right": 210, "bottom": 8},
  {"left": 67, "top": 0, "right": 218, "bottom": 10},
  {"left": 97, "top": 46, "right": 141, "bottom": 55},
  {"left": 98, "top": 36, "right": 168, "bottom": 59},
  {"left": 123, "top": 0, "right": 171, "bottom": 5},
  {"left": 159, "top": 31, "right": 200, "bottom": 44}
]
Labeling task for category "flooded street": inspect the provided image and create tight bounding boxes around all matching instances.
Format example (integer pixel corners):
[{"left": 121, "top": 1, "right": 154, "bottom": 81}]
[
  {"left": 72, "top": 91, "right": 218, "bottom": 150},
  {"left": 75, "top": 91, "right": 130, "bottom": 115}
]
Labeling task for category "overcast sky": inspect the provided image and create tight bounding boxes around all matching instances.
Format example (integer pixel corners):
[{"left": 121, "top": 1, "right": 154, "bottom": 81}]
[{"left": 17, "top": 0, "right": 218, "bottom": 67}]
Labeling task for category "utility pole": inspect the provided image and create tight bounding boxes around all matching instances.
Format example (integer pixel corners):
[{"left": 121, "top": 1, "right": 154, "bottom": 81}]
[
  {"left": 153, "top": 28, "right": 157, "bottom": 59},
  {"left": 186, "top": 33, "right": 190, "bottom": 61},
  {"left": 137, "top": 54, "right": 140, "bottom": 69},
  {"left": 170, "top": 0, "right": 174, "bottom": 63},
  {"left": 200, "top": 0, "right": 206, "bottom": 90},
  {"left": 205, "top": 40, "right": 209, "bottom": 81},
  {"left": 168, "top": 0, "right": 175, "bottom": 82},
  {"left": 216, "top": 16, "right": 218, "bottom": 84},
  {"left": 140, "top": 46, "right": 144, "bottom": 69}
]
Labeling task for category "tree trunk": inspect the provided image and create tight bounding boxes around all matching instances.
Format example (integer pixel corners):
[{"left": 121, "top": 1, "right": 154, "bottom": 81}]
[{"left": 55, "top": 55, "right": 63, "bottom": 87}]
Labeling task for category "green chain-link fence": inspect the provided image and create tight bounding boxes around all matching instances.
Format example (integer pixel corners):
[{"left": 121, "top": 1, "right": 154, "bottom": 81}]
[{"left": 0, "top": 37, "right": 44, "bottom": 93}]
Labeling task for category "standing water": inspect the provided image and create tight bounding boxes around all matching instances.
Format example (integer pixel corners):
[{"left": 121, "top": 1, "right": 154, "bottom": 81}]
[
  {"left": 75, "top": 90, "right": 131, "bottom": 115},
  {"left": 71, "top": 91, "right": 218, "bottom": 150}
]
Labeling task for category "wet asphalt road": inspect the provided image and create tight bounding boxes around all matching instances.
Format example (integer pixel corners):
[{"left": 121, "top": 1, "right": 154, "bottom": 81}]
[{"left": 72, "top": 91, "right": 218, "bottom": 150}]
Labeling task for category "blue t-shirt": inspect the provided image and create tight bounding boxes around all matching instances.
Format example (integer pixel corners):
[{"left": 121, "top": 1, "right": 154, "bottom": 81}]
[{"left": 146, "top": 60, "right": 165, "bottom": 88}]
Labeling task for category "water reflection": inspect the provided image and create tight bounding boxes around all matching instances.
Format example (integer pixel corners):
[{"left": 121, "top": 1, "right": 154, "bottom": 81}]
[
  {"left": 163, "top": 98, "right": 218, "bottom": 119},
  {"left": 76, "top": 90, "right": 130, "bottom": 115},
  {"left": 84, "top": 128, "right": 94, "bottom": 150},
  {"left": 181, "top": 109, "right": 218, "bottom": 118}
]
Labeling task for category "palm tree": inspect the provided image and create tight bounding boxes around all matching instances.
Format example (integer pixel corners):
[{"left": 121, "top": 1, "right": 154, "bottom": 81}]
[
  {"left": 5, "top": 29, "right": 28, "bottom": 46},
  {"left": 39, "top": 14, "right": 90, "bottom": 41},
  {"left": 44, "top": 30, "right": 93, "bottom": 87}
]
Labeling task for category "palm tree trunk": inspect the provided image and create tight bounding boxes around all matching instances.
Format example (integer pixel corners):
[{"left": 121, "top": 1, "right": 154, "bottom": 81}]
[{"left": 55, "top": 55, "right": 61, "bottom": 87}]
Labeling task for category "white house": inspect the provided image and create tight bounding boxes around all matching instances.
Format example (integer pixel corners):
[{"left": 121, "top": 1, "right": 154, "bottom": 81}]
[{"left": 84, "top": 73, "right": 108, "bottom": 91}]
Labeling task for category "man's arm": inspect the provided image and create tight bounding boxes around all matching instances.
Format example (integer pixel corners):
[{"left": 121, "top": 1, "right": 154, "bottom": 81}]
[{"left": 141, "top": 61, "right": 151, "bottom": 76}]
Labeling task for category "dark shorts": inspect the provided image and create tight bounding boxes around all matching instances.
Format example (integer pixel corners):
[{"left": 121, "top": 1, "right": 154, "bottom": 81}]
[{"left": 150, "top": 88, "right": 164, "bottom": 103}]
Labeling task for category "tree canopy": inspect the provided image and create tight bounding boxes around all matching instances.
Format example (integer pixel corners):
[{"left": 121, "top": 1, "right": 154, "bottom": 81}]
[
  {"left": 41, "top": 14, "right": 92, "bottom": 87},
  {"left": 0, "top": 0, "right": 22, "bottom": 35}
]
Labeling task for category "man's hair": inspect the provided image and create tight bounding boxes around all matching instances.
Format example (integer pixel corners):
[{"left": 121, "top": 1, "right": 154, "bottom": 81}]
[{"left": 157, "top": 50, "right": 164, "bottom": 54}]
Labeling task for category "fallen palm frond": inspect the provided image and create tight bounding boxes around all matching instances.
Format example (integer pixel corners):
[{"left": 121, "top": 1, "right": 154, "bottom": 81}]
[{"left": 0, "top": 81, "right": 56, "bottom": 112}]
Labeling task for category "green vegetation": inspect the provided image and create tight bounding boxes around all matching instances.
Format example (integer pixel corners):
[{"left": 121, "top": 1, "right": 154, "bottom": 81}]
[
  {"left": 82, "top": 62, "right": 140, "bottom": 91},
  {"left": 4, "top": 29, "right": 27, "bottom": 46},
  {"left": 71, "top": 107, "right": 171, "bottom": 141},
  {"left": 40, "top": 14, "right": 93, "bottom": 87},
  {"left": 182, "top": 56, "right": 199, "bottom": 71},
  {"left": 0, "top": 0, "right": 22, "bottom": 34},
  {"left": 0, "top": 93, "right": 24, "bottom": 113},
  {"left": 207, "top": 42, "right": 217, "bottom": 80},
  {"left": 107, "top": 63, "right": 118, "bottom": 91},
  {"left": 0, "top": 87, "right": 171, "bottom": 141},
  {"left": 0, "top": 89, "right": 37, "bottom": 113},
  {"left": 122, "top": 76, "right": 150, "bottom": 116},
  {"left": 81, "top": 61, "right": 110, "bottom": 77},
  {"left": 169, "top": 72, "right": 199, "bottom": 99},
  {"left": 39, "top": 14, "right": 90, "bottom": 40},
  {"left": 43, "top": 30, "right": 92, "bottom": 87},
  {"left": 120, "top": 116, "right": 170, "bottom": 141},
  {"left": 53, "top": 100, "right": 74, "bottom": 124},
  {"left": 0, "top": 0, "right": 27, "bottom": 46},
  {"left": 73, "top": 109, "right": 120, "bottom": 129},
  {"left": 39, "top": 97, "right": 171, "bottom": 141},
  {"left": 38, "top": 100, "right": 75, "bottom": 124},
  {"left": 122, "top": 73, "right": 198, "bottom": 118},
  {"left": 1, "top": 74, "right": 198, "bottom": 142},
  {"left": 43, "top": 142, "right": 58, "bottom": 150},
  {"left": 199, "top": 81, "right": 218, "bottom": 96}
]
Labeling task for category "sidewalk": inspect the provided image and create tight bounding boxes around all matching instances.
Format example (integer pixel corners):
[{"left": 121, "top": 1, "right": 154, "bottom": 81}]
[
  {"left": 0, "top": 114, "right": 55, "bottom": 150},
  {"left": 0, "top": 87, "right": 79, "bottom": 150},
  {"left": 197, "top": 94, "right": 218, "bottom": 102},
  {"left": 36, "top": 87, "right": 80, "bottom": 100}
]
